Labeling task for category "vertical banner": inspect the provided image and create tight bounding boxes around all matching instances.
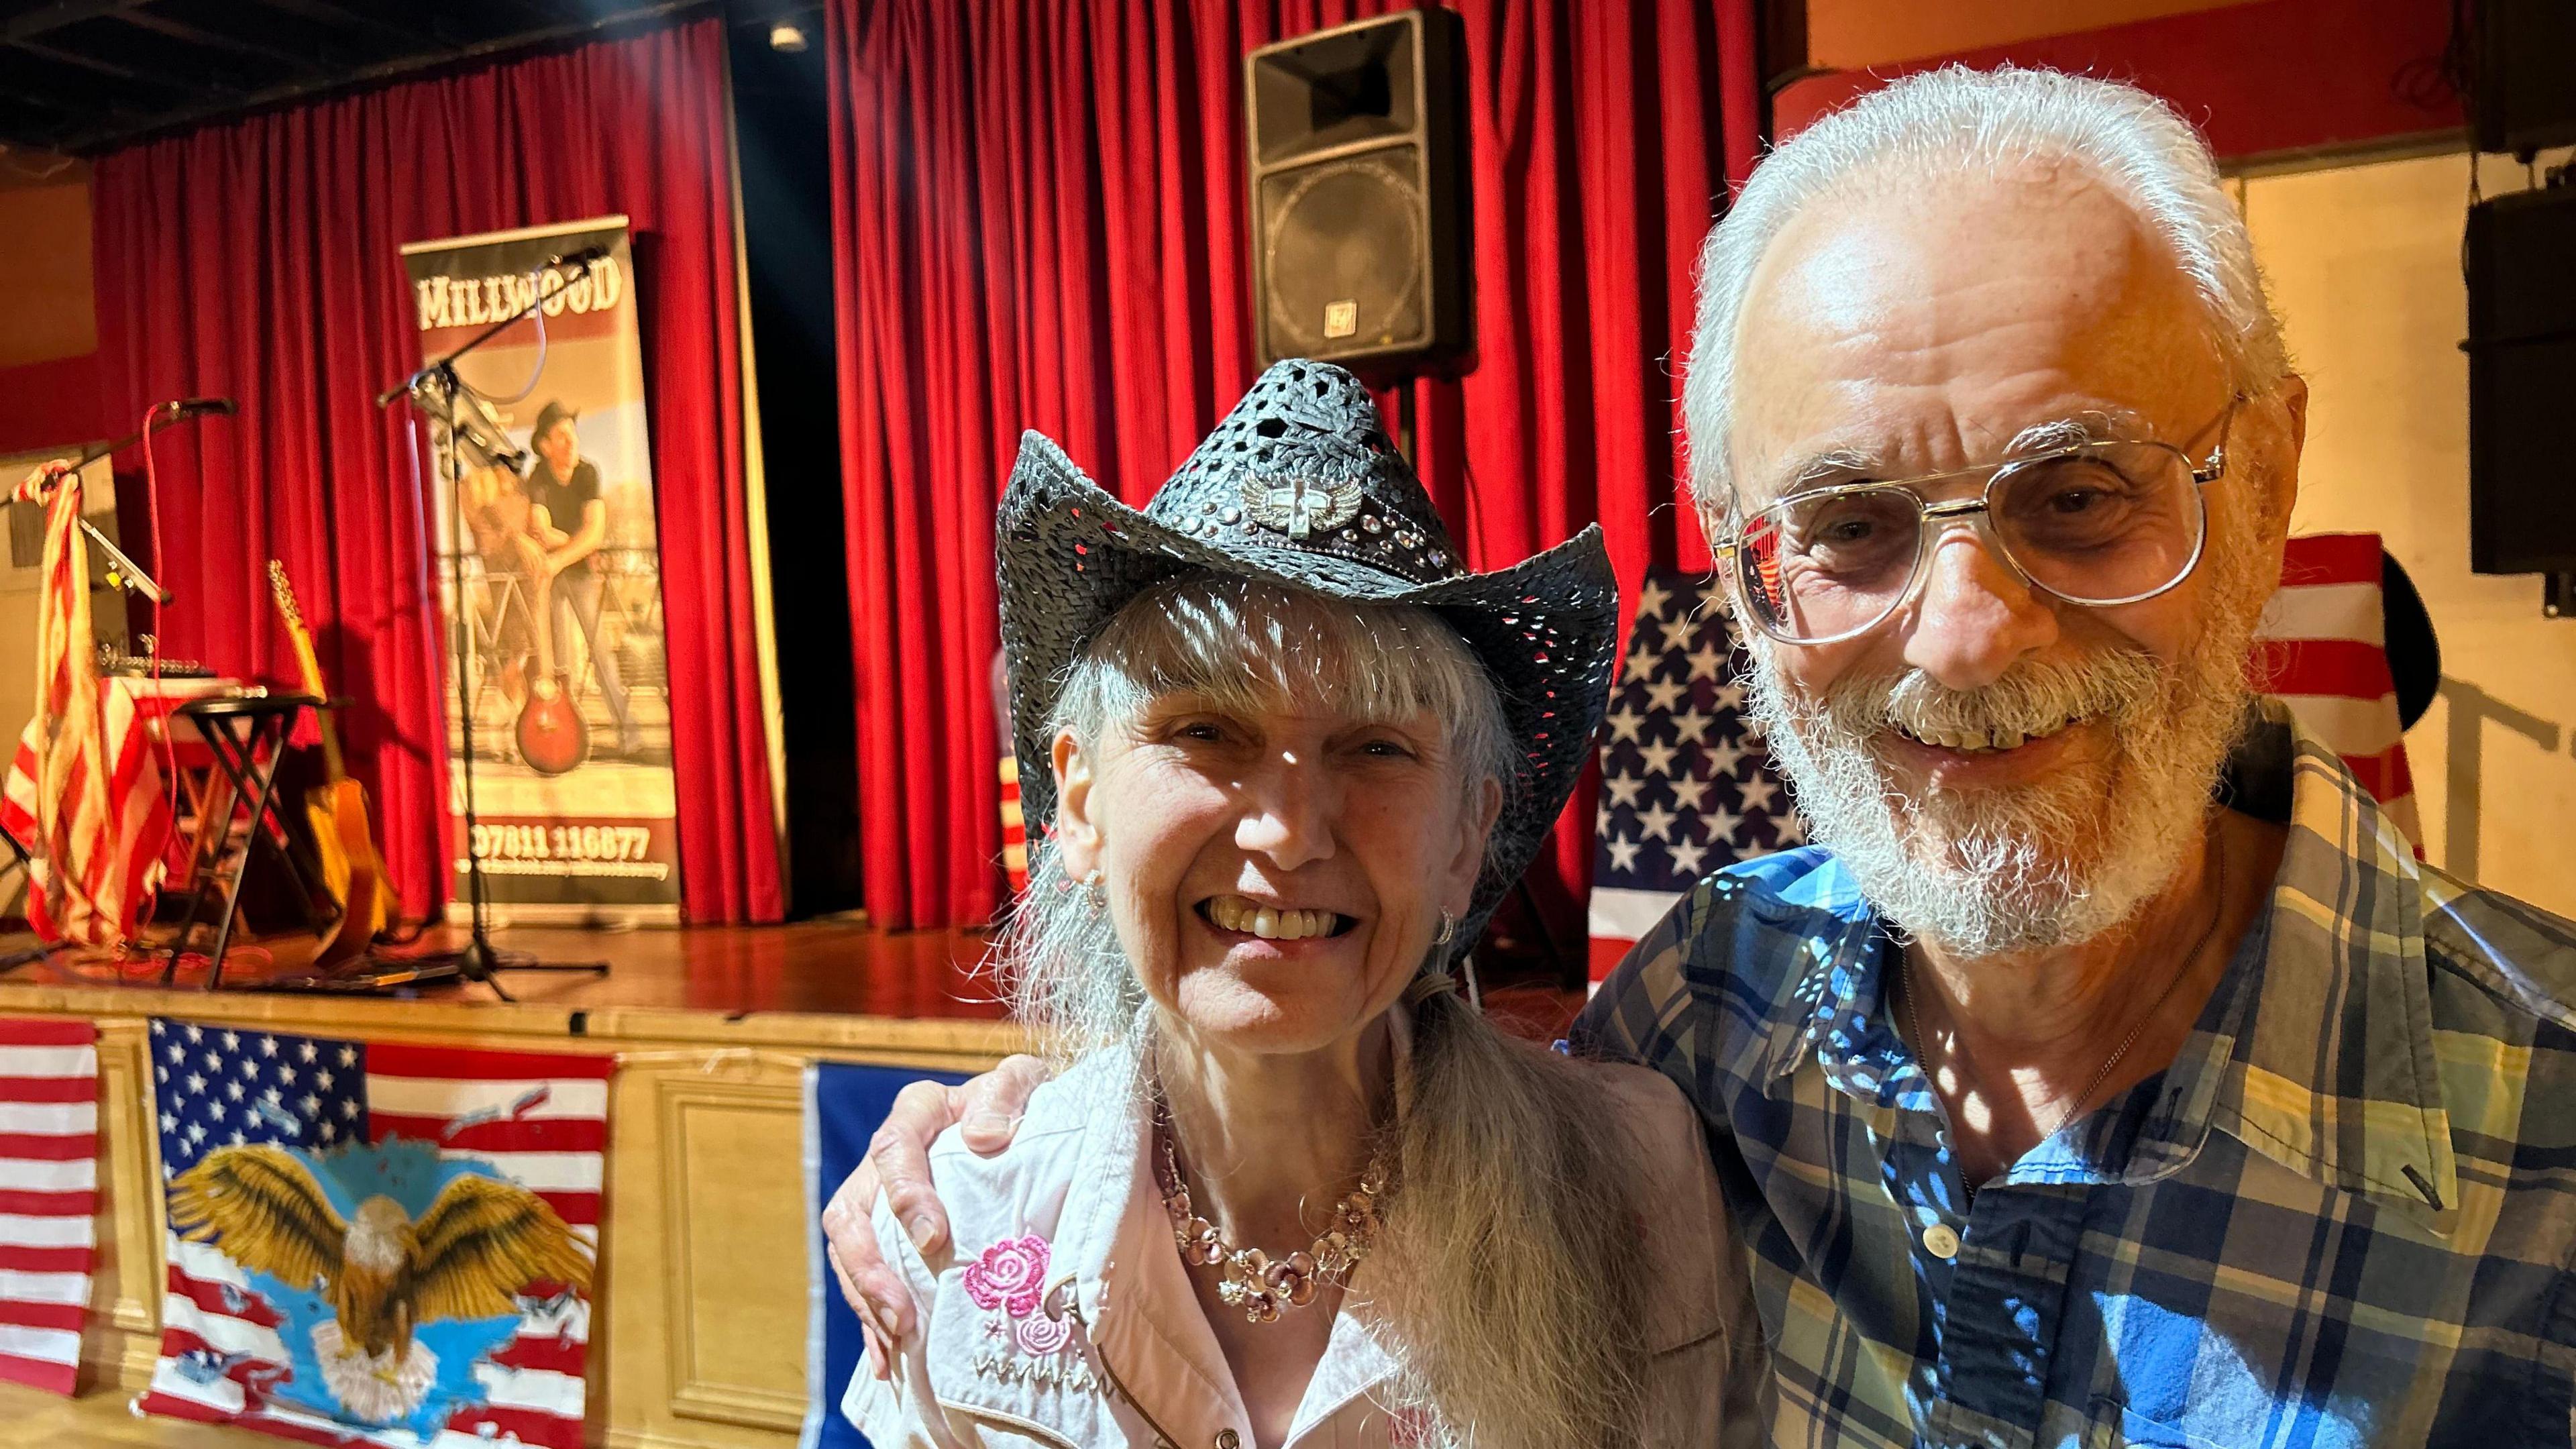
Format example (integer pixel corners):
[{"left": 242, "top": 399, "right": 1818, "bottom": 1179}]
[{"left": 402, "top": 218, "right": 681, "bottom": 923}]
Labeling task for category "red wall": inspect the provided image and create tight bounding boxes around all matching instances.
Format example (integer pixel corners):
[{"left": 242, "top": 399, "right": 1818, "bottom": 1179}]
[{"left": 1776, "top": 0, "right": 2463, "bottom": 160}]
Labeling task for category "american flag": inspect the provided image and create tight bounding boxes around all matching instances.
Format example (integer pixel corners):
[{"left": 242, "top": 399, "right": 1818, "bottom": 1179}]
[
  {"left": 1588, "top": 572, "right": 1802, "bottom": 985},
  {"left": 138, "top": 1021, "right": 610, "bottom": 1448},
  {"left": 0, "top": 1017, "right": 99, "bottom": 1396},
  {"left": 4, "top": 462, "right": 170, "bottom": 948},
  {"left": 2256, "top": 533, "right": 2422, "bottom": 845}
]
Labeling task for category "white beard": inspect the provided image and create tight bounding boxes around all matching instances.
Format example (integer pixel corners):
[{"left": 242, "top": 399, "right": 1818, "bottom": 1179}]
[{"left": 1742, "top": 621, "right": 2253, "bottom": 959}]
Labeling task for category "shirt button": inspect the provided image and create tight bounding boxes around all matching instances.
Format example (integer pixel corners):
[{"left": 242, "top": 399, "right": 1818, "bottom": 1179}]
[
  {"left": 1922, "top": 1222, "right": 1962, "bottom": 1259},
  {"left": 1216, "top": 1432, "right": 1242, "bottom": 1449}
]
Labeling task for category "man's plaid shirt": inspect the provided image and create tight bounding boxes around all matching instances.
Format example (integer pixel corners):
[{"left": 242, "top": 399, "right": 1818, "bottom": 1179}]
[{"left": 1574, "top": 706, "right": 2576, "bottom": 1448}]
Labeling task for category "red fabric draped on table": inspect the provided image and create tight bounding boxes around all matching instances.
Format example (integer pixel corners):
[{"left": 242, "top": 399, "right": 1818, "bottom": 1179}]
[
  {"left": 830, "top": 0, "right": 1760, "bottom": 929},
  {"left": 90, "top": 20, "right": 783, "bottom": 922}
]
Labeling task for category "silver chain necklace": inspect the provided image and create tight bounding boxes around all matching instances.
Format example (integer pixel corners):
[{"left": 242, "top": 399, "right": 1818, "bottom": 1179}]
[{"left": 1902, "top": 826, "right": 2226, "bottom": 1199}]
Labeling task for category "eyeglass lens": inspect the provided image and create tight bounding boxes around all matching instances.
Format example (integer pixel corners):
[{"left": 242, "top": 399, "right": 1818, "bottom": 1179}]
[{"left": 1735, "top": 441, "right": 2208, "bottom": 643}]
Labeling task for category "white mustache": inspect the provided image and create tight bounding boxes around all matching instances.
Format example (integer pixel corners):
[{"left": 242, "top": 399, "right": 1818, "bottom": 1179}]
[{"left": 1809, "top": 650, "right": 2167, "bottom": 749}]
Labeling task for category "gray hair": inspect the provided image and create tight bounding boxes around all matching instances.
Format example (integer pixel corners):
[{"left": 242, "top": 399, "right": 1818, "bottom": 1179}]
[
  {"left": 991, "top": 574, "right": 1660, "bottom": 1448},
  {"left": 1683, "top": 65, "right": 2291, "bottom": 519}
]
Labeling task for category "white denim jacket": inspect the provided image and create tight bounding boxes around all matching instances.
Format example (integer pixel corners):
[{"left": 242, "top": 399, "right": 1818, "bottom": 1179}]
[{"left": 844, "top": 1015, "right": 1771, "bottom": 1449}]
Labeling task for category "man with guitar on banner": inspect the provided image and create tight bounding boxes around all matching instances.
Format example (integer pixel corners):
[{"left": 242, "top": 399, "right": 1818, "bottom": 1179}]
[{"left": 521, "top": 399, "right": 639, "bottom": 767}]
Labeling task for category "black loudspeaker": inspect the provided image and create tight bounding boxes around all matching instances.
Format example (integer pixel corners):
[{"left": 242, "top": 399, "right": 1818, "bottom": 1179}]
[
  {"left": 2465, "top": 182, "right": 2576, "bottom": 576},
  {"left": 1245, "top": 9, "right": 1468, "bottom": 370},
  {"left": 2474, "top": 0, "right": 2576, "bottom": 158}
]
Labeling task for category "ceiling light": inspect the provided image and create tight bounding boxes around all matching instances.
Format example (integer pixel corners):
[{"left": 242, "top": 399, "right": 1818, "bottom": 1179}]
[{"left": 769, "top": 21, "right": 808, "bottom": 52}]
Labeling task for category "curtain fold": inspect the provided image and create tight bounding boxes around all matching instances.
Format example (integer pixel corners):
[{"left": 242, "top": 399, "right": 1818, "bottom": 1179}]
[
  {"left": 830, "top": 0, "right": 1760, "bottom": 930},
  {"left": 91, "top": 19, "right": 784, "bottom": 923}
]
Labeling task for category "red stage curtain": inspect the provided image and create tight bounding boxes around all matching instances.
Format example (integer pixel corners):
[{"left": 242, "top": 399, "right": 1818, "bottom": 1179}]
[
  {"left": 829, "top": 0, "right": 1760, "bottom": 930},
  {"left": 91, "top": 19, "right": 784, "bottom": 923}
]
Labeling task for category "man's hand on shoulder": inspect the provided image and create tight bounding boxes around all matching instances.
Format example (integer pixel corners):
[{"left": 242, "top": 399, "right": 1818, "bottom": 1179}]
[{"left": 821, "top": 1055, "right": 1052, "bottom": 1377}]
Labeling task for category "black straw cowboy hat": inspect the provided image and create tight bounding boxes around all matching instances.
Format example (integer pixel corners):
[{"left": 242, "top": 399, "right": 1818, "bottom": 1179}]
[{"left": 995, "top": 358, "right": 1621, "bottom": 949}]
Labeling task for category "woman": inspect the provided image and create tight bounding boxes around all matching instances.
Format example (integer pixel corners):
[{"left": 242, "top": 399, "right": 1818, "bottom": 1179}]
[{"left": 845, "top": 362, "right": 1764, "bottom": 1449}]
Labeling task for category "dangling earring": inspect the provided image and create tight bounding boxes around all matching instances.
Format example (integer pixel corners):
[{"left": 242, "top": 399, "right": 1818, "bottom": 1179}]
[
  {"left": 1432, "top": 911, "right": 1458, "bottom": 947},
  {"left": 1081, "top": 869, "right": 1106, "bottom": 915}
]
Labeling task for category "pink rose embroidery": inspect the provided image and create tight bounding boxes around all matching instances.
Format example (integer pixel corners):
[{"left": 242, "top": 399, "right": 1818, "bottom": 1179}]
[
  {"left": 962, "top": 1234, "right": 1051, "bottom": 1318},
  {"left": 1012, "top": 1312, "right": 1072, "bottom": 1356}
]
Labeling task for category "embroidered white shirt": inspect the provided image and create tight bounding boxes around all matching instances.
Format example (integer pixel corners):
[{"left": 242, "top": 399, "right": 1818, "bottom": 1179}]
[{"left": 845, "top": 1028, "right": 1770, "bottom": 1449}]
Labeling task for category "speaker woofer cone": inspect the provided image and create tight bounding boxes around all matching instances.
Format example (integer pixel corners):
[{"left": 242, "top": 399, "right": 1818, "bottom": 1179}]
[{"left": 1263, "top": 159, "right": 1426, "bottom": 355}]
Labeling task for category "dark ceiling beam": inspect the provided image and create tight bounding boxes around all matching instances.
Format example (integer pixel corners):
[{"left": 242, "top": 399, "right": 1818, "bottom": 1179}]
[
  {"left": 0, "top": 78, "right": 93, "bottom": 115},
  {"left": 727, "top": 0, "right": 823, "bottom": 25},
  {"left": 54, "top": 0, "right": 712, "bottom": 155},
  {"left": 0, "top": 75, "right": 162, "bottom": 152},
  {"left": 244, "top": 0, "right": 453, "bottom": 53},
  {"left": 0, "top": 53, "right": 167, "bottom": 119},
  {"left": 6, "top": 36, "right": 223, "bottom": 97},
  {"left": 1, "top": 1, "right": 154, "bottom": 45},
  {"left": 116, "top": 9, "right": 329, "bottom": 75}
]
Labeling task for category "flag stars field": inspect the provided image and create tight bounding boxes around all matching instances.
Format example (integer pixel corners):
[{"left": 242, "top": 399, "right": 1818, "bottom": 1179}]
[{"left": 1589, "top": 573, "right": 1805, "bottom": 979}]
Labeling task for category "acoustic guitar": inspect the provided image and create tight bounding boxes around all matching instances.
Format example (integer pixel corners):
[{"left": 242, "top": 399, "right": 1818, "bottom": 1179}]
[
  {"left": 513, "top": 531, "right": 590, "bottom": 777},
  {"left": 267, "top": 561, "right": 400, "bottom": 966}
]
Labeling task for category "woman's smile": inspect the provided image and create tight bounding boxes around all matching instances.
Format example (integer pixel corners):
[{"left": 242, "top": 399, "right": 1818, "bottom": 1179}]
[{"left": 1196, "top": 893, "right": 1359, "bottom": 943}]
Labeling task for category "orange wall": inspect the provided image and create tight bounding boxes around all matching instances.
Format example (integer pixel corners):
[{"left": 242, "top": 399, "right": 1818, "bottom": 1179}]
[
  {"left": 1778, "top": 0, "right": 2464, "bottom": 162},
  {"left": 0, "top": 166, "right": 95, "bottom": 368},
  {"left": 0, "top": 160, "right": 103, "bottom": 452},
  {"left": 1806, "top": 0, "right": 2255, "bottom": 70}
]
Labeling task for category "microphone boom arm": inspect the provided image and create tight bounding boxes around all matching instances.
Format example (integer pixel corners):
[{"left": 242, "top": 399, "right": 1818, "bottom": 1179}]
[{"left": 19, "top": 396, "right": 231, "bottom": 605}]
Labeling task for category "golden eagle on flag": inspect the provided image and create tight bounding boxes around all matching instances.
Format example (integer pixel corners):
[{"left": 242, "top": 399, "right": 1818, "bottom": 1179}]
[{"left": 169, "top": 1143, "right": 592, "bottom": 1421}]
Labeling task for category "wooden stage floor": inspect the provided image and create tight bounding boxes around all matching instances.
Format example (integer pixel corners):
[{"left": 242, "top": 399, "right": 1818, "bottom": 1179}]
[
  {"left": 0, "top": 916, "right": 1585, "bottom": 1040},
  {"left": 0, "top": 918, "right": 1013, "bottom": 1020}
]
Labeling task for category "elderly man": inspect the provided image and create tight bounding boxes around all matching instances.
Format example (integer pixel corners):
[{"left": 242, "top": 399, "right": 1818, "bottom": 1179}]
[{"left": 828, "top": 68, "right": 2576, "bottom": 1447}]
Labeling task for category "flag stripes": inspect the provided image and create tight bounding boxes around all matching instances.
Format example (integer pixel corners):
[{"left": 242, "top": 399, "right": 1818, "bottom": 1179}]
[
  {"left": 0, "top": 463, "right": 177, "bottom": 947},
  {"left": 2254, "top": 533, "right": 2422, "bottom": 844},
  {"left": 0, "top": 1017, "right": 98, "bottom": 1396}
]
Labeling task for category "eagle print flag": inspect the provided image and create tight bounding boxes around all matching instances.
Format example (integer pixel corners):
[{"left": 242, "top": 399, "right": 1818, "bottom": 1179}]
[{"left": 138, "top": 1022, "right": 610, "bottom": 1448}]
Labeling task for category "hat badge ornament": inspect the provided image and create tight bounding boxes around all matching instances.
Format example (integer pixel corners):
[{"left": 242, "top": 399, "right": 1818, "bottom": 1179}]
[{"left": 1241, "top": 470, "right": 1362, "bottom": 540}]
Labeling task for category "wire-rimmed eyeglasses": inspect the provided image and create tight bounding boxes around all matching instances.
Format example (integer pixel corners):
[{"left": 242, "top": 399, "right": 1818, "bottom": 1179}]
[{"left": 1717, "top": 402, "right": 2241, "bottom": 647}]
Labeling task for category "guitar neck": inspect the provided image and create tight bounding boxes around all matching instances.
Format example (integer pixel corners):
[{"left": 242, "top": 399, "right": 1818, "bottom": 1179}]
[
  {"left": 525, "top": 544, "right": 558, "bottom": 676},
  {"left": 285, "top": 629, "right": 348, "bottom": 780},
  {"left": 270, "top": 564, "right": 353, "bottom": 784}
]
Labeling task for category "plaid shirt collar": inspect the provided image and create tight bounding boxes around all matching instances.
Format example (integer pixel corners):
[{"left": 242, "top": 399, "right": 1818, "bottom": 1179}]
[{"left": 1748, "top": 701, "right": 2461, "bottom": 1232}]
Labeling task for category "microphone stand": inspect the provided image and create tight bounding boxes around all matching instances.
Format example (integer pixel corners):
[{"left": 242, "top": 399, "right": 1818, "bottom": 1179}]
[
  {"left": 374, "top": 260, "right": 610, "bottom": 1002},
  {"left": 23, "top": 399, "right": 225, "bottom": 607}
]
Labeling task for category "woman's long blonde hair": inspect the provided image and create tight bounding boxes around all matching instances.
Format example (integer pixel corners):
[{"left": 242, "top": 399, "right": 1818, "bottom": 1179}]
[{"left": 994, "top": 576, "right": 1656, "bottom": 1448}]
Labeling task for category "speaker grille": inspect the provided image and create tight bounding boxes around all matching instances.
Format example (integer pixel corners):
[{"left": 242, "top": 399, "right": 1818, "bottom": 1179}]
[{"left": 1260, "top": 157, "right": 1426, "bottom": 357}]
